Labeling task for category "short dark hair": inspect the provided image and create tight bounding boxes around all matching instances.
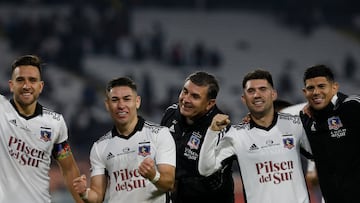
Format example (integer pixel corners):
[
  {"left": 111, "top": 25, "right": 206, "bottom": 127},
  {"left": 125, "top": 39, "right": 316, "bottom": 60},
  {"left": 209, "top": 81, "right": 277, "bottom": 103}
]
[
  {"left": 185, "top": 71, "right": 219, "bottom": 100},
  {"left": 273, "top": 99, "right": 292, "bottom": 112},
  {"left": 242, "top": 69, "right": 274, "bottom": 88},
  {"left": 106, "top": 77, "right": 137, "bottom": 94},
  {"left": 303, "top": 64, "right": 335, "bottom": 85},
  {"left": 11, "top": 55, "right": 43, "bottom": 76}
]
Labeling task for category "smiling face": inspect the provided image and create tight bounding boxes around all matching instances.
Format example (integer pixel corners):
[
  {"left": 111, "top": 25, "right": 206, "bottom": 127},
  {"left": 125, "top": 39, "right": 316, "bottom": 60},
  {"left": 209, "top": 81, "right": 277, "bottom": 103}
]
[
  {"left": 9, "top": 65, "right": 44, "bottom": 115},
  {"left": 303, "top": 76, "right": 338, "bottom": 110},
  {"left": 241, "top": 79, "right": 277, "bottom": 117},
  {"left": 105, "top": 86, "right": 141, "bottom": 130},
  {"left": 178, "top": 80, "right": 215, "bottom": 122}
]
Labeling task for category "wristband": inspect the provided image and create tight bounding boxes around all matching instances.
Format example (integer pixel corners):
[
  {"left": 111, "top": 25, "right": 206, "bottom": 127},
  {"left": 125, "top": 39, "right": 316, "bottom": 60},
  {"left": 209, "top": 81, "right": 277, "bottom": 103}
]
[
  {"left": 80, "top": 188, "right": 90, "bottom": 200},
  {"left": 151, "top": 170, "right": 161, "bottom": 184}
]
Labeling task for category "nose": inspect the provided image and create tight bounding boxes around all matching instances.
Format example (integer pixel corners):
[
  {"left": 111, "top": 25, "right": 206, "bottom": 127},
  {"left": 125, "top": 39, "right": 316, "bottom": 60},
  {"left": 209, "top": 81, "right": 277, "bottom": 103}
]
[
  {"left": 253, "top": 89, "right": 261, "bottom": 97},
  {"left": 181, "top": 93, "right": 191, "bottom": 104},
  {"left": 312, "top": 87, "right": 320, "bottom": 94},
  {"left": 22, "top": 80, "right": 31, "bottom": 89}
]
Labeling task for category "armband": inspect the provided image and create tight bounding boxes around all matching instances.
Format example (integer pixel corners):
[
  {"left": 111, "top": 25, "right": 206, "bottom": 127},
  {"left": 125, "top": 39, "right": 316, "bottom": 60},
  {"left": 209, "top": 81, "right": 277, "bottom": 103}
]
[
  {"left": 151, "top": 170, "right": 161, "bottom": 184},
  {"left": 80, "top": 188, "right": 90, "bottom": 200}
]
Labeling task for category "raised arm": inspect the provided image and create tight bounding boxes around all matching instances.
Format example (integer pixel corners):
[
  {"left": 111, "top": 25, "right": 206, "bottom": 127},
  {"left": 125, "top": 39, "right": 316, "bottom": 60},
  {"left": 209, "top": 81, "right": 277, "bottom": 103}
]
[{"left": 198, "top": 114, "right": 233, "bottom": 176}]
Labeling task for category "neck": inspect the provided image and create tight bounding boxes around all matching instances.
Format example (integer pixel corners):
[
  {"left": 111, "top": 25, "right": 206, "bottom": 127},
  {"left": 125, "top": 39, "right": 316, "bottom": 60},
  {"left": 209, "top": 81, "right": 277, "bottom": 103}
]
[
  {"left": 251, "top": 111, "right": 274, "bottom": 128},
  {"left": 116, "top": 116, "right": 138, "bottom": 136},
  {"left": 14, "top": 100, "right": 36, "bottom": 117}
]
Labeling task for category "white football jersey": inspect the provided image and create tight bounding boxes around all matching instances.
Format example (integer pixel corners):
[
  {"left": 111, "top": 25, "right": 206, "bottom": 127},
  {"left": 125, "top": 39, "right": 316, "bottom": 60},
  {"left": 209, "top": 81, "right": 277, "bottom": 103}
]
[
  {"left": 199, "top": 113, "right": 312, "bottom": 203},
  {"left": 90, "top": 118, "right": 176, "bottom": 203},
  {"left": 0, "top": 94, "right": 68, "bottom": 203}
]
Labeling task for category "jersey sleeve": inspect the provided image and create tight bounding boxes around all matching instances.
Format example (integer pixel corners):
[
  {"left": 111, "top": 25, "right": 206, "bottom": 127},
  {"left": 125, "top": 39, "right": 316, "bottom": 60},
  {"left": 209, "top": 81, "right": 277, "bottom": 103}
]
[
  {"left": 300, "top": 125, "right": 313, "bottom": 159},
  {"left": 90, "top": 143, "right": 106, "bottom": 177},
  {"left": 155, "top": 127, "right": 176, "bottom": 167},
  {"left": 198, "top": 127, "right": 235, "bottom": 176},
  {"left": 56, "top": 114, "right": 69, "bottom": 144}
]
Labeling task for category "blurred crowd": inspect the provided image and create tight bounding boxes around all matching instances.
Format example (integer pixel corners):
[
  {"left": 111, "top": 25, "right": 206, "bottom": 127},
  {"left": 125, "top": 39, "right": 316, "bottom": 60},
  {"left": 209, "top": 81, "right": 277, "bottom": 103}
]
[{"left": 0, "top": 1, "right": 359, "bottom": 202}]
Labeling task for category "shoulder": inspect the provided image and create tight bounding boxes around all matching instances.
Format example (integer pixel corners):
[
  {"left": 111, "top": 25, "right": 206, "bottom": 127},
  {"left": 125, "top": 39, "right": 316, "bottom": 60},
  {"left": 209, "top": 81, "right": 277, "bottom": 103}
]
[
  {"left": 0, "top": 95, "right": 10, "bottom": 106},
  {"left": 280, "top": 102, "right": 307, "bottom": 115},
  {"left": 161, "top": 103, "right": 179, "bottom": 124},
  {"left": 42, "top": 107, "right": 64, "bottom": 122},
  {"left": 95, "top": 131, "right": 113, "bottom": 144},
  {"left": 343, "top": 94, "right": 360, "bottom": 104},
  {"left": 231, "top": 122, "right": 250, "bottom": 131},
  {"left": 337, "top": 94, "right": 360, "bottom": 113},
  {"left": 144, "top": 120, "right": 169, "bottom": 134},
  {"left": 278, "top": 112, "right": 302, "bottom": 124}
]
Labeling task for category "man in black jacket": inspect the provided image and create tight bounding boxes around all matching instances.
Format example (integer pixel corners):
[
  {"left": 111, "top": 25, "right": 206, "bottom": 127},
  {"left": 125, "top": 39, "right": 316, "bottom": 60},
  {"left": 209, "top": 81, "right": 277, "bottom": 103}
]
[
  {"left": 300, "top": 65, "right": 360, "bottom": 203},
  {"left": 161, "top": 71, "right": 235, "bottom": 203}
]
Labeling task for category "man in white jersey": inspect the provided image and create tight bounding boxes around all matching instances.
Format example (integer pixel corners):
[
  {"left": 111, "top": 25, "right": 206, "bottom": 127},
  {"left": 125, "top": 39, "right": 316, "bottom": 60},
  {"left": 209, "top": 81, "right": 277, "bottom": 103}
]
[
  {"left": 73, "top": 77, "right": 176, "bottom": 203},
  {"left": 0, "top": 55, "right": 83, "bottom": 202},
  {"left": 198, "top": 69, "right": 312, "bottom": 203}
]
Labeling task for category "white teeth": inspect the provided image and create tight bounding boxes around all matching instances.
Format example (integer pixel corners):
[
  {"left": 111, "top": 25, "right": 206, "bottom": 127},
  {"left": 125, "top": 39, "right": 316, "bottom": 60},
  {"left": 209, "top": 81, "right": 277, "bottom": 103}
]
[
  {"left": 313, "top": 98, "right": 322, "bottom": 103},
  {"left": 118, "top": 112, "right": 126, "bottom": 115}
]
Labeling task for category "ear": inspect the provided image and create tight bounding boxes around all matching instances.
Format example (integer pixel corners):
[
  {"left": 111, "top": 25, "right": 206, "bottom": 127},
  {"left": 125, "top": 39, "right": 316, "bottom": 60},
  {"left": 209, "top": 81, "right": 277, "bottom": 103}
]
[
  {"left": 332, "top": 82, "right": 339, "bottom": 93},
  {"left": 104, "top": 99, "right": 110, "bottom": 112},
  {"left": 302, "top": 87, "right": 306, "bottom": 95},
  {"left": 241, "top": 94, "right": 246, "bottom": 105},
  {"left": 205, "top": 99, "right": 216, "bottom": 111},
  {"left": 136, "top": 96, "right": 141, "bottom": 109},
  {"left": 272, "top": 89, "right": 278, "bottom": 101},
  {"left": 39, "top": 81, "right": 44, "bottom": 93},
  {"left": 8, "top": 80, "right": 14, "bottom": 92}
]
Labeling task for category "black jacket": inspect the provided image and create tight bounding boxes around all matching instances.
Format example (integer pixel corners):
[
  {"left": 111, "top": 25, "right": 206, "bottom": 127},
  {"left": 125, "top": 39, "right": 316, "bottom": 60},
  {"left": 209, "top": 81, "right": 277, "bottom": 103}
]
[
  {"left": 300, "top": 93, "right": 360, "bottom": 203},
  {"left": 161, "top": 104, "right": 235, "bottom": 203}
]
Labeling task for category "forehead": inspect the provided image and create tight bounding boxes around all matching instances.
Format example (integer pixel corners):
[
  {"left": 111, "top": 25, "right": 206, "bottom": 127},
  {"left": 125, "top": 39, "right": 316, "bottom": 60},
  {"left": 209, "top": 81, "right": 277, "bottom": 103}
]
[
  {"left": 183, "top": 80, "right": 208, "bottom": 95},
  {"left": 244, "top": 79, "right": 270, "bottom": 89},
  {"left": 12, "top": 65, "right": 41, "bottom": 78},
  {"left": 108, "top": 86, "right": 135, "bottom": 97},
  {"left": 305, "top": 76, "right": 329, "bottom": 86}
]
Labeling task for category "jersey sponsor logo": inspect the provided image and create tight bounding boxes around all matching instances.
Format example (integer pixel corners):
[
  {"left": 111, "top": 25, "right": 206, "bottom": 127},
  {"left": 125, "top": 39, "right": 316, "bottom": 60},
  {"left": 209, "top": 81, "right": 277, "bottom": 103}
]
[
  {"left": 327, "top": 116, "right": 343, "bottom": 130},
  {"left": 184, "top": 147, "right": 199, "bottom": 160},
  {"left": 8, "top": 136, "right": 46, "bottom": 167},
  {"left": 283, "top": 138, "right": 294, "bottom": 149},
  {"left": 138, "top": 142, "right": 151, "bottom": 157},
  {"left": 260, "top": 140, "right": 281, "bottom": 149},
  {"left": 256, "top": 160, "right": 295, "bottom": 184},
  {"left": 40, "top": 128, "right": 52, "bottom": 142},
  {"left": 113, "top": 168, "right": 146, "bottom": 192}
]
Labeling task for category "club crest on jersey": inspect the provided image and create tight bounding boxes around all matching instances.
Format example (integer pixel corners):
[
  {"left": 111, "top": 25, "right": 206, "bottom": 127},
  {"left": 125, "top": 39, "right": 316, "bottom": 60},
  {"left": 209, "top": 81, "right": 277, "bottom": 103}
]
[
  {"left": 327, "top": 116, "right": 343, "bottom": 130},
  {"left": 187, "top": 135, "right": 200, "bottom": 150},
  {"left": 283, "top": 138, "right": 294, "bottom": 149},
  {"left": 40, "top": 130, "right": 52, "bottom": 142},
  {"left": 138, "top": 145, "right": 151, "bottom": 157}
]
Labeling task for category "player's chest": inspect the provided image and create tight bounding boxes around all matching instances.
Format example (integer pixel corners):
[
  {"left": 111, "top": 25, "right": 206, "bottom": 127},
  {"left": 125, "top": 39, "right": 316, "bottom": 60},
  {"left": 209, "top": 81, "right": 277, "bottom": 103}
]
[
  {"left": 237, "top": 129, "right": 300, "bottom": 157},
  {"left": 104, "top": 136, "right": 156, "bottom": 169},
  {"left": 2, "top": 114, "right": 57, "bottom": 149}
]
